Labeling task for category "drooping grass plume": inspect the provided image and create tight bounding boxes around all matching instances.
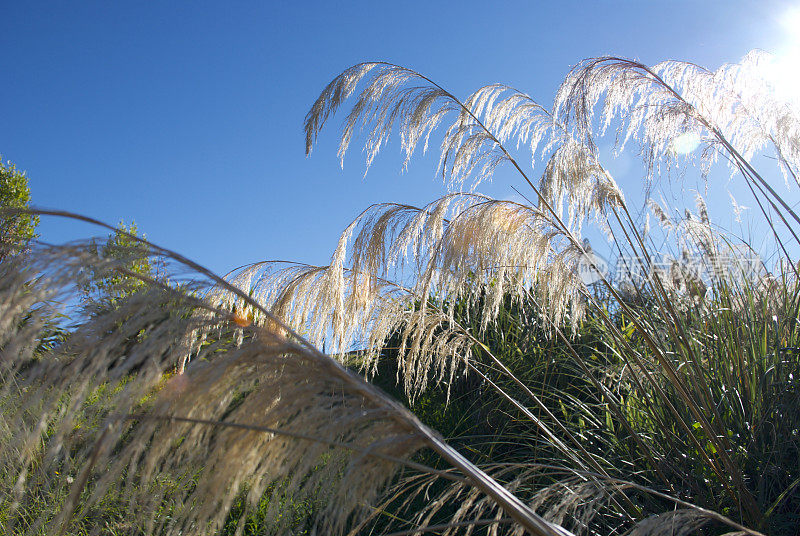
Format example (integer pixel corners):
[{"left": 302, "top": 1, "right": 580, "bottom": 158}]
[
  {"left": 0, "top": 210, "right": 572, "bottom": 536},
  {"left": 210, "top": 191, "right": 592, "bottom": 403},
  {"left": 299, "top": 50, "right": 800, "bottom": 535},
  {"left": 5, "top": 47, "right": 800, "bottom": 536}
]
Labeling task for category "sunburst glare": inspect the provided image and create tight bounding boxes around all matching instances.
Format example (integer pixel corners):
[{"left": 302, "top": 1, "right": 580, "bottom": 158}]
[{"left": 765, "top": 5, "right": 800, "bottom": 107}]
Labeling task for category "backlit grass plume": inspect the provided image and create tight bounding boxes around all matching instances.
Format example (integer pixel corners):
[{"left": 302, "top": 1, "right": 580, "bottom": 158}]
[
  {"left": 212, "top": 193, "right": 586, "bottom": 398},
  {"left": 4, "top": 47, "right": 800, "bottom": 536},
  {"left": 0, "top": 211, "right": 570, "bottom": 536},
  {"left": 296, "top": 50, "right": 800, "bottom": 534}
]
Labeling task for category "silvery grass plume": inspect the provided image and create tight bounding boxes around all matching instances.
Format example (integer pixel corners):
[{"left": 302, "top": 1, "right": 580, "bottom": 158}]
[
  {"left": 304, "top": 63, "right": 624, "bottom": 225},
  {"left": 205, "top": 204, "right": 778, "bottom": 533},
  {"left": 301, "top": 52, "right": 800, "bottom": 362},
  {"left": 293, "top": 53, "right": 783, "bottom": 396},
  {"left": 211, "top": 259, "right": 471, "bottom": 401},
  {"left": 305, "top": 54, "right": 799, "bottom": 288},
  {"left": 209, "top": 192, "right": 590, "bottom": 403},
  {"left": 555, "top": 52, "right": 799, "bottom": 183},
  {"left": 555, "top": 52, "right": 800, "bottom": 261},
  {"left": 298, "top": 52, "right": 800, "bottom": 535},
  {"left": 302, "top": 57, "right": 761, "bottom": 372},
  {"left": 0, "top": 210, "right": 572, "bottom": 536}
]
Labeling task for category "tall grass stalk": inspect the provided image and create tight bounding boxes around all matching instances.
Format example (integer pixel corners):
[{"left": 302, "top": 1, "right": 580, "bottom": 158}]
[{"left": 2, "top": 50, "right": 799, "bottom": 535}]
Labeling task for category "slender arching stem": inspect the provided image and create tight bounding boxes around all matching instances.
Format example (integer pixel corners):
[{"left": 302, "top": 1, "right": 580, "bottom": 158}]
[{"left": 15, "top": 207, "right": 572, "bottom": 536}]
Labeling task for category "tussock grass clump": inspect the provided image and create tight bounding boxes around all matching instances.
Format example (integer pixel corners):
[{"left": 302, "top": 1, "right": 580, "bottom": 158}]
[{"left": 2, "top": 49, "right": 800, "bottom": 535}]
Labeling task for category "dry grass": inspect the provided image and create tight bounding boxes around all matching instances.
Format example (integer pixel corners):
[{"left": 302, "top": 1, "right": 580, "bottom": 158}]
[{"left": 3, "top": 49, "right": 800, "bottom": 534}]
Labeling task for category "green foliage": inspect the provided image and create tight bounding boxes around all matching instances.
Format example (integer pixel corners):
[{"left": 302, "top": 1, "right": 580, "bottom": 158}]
[
  {"left": 81, "top": 221, "right": 154, "bottom": 315},
  {"left": 363, "top": 273, "right": 800, "bottom": 535},
  {"left": 0, "top": 158, "right": 38, "bottom": 260},
  {"left": 610, "top": 278, "right": 800, "bottom": 534},
  {"left": 221, "top": 482, "right": 318, "bottom": 536}
]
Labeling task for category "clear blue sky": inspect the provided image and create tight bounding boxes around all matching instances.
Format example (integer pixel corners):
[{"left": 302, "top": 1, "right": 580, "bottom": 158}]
[{"left": 1, "top": 1, "right": 796, "bottom": 275}]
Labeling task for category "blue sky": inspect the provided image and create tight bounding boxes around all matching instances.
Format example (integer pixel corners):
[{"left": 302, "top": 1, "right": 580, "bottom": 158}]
[{"left": 1, "top": 1, "right": 797, "bottom": 275}]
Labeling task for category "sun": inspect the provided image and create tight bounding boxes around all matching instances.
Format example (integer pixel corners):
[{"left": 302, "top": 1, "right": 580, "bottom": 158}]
[{"left": 764, "top": 5, "right": 800, "bottom": 107}]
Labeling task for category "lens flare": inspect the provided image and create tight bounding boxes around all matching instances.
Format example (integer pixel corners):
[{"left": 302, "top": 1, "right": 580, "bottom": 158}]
[{"left": 672, "top": 131, "right": 702, "bottom": 155}]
